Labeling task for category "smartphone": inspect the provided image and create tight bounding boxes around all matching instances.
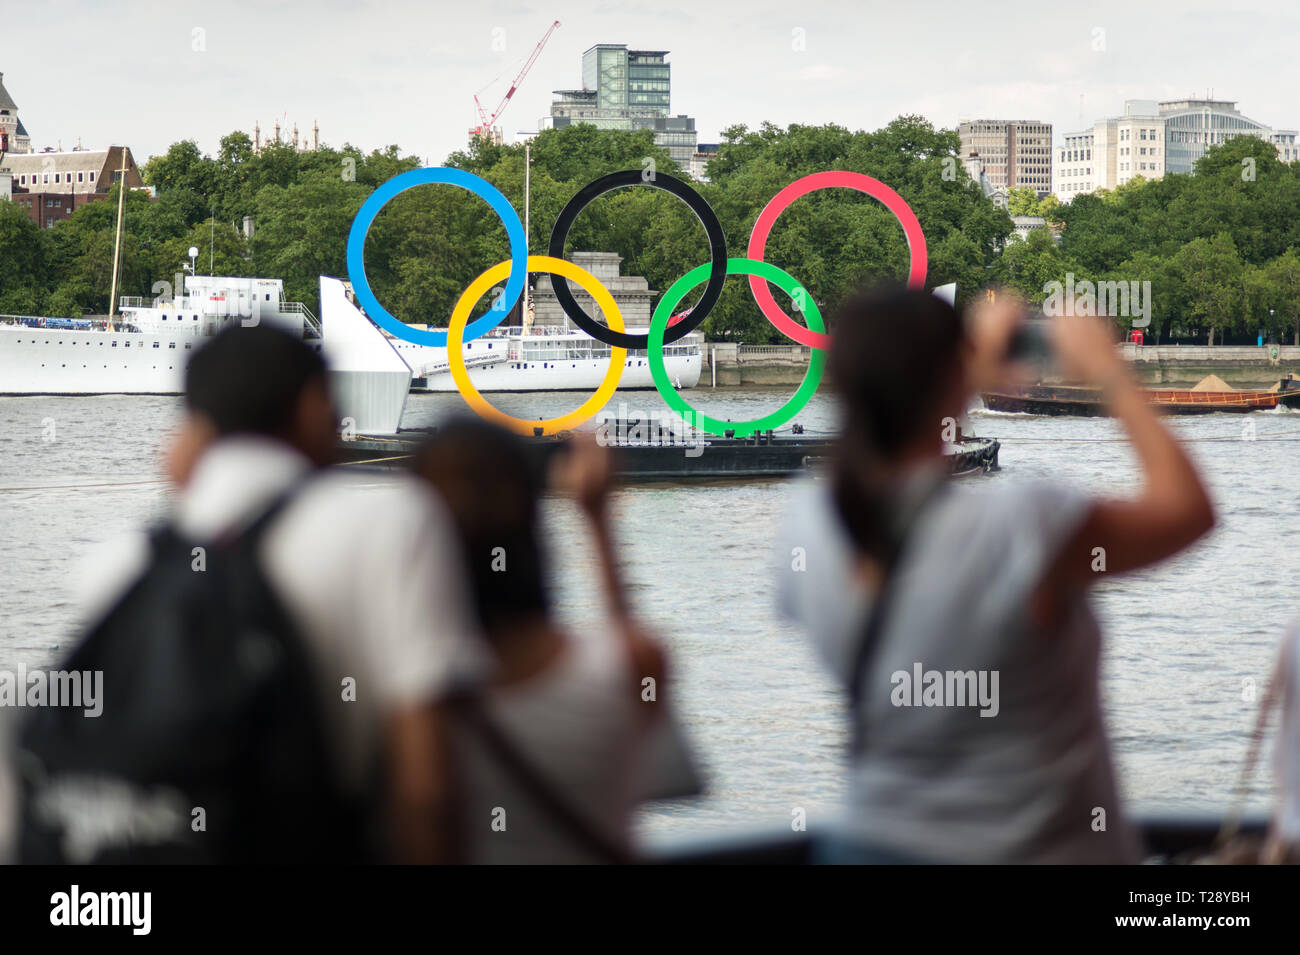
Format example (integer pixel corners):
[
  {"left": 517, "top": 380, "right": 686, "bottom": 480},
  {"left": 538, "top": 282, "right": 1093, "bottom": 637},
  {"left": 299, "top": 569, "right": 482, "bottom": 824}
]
[{"left": 1006, "top": 311, "right": 1054, "bottom": 367}]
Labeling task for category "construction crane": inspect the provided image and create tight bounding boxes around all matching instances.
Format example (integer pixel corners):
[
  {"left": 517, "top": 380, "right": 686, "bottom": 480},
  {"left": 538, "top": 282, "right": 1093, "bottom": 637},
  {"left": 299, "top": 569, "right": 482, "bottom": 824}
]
[{"left": 468, "top": 19, "right": 561, "bottom": 145}]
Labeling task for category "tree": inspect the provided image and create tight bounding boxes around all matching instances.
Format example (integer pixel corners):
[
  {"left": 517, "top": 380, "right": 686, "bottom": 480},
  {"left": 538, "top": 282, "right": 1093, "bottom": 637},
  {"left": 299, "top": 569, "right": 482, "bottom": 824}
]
[
  {"left": 1006, "top": 187, "right": 1040, "bottom": 217},
  {"left": 159, "top": 220, "right": 250, "bottom": 282},
  {"left": 1264, "top": 248, "right": 1300, "bottom": 345},
  {"left": 0, "top": 198, "right": 45, "bottom": 300},
  {"left": 992, "top": 228, "right": 1065, "bottom": 299},
  {"left": 1172, "top": 234, "right": 1243, "bottom": 345},
  {"left": 250, "top": 177, "right": 369, "bottom": 312}
]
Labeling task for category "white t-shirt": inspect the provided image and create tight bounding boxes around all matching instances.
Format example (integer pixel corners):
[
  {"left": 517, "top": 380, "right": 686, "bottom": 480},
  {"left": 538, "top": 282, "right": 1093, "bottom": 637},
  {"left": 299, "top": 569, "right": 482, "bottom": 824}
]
[
  {"left": 454, "top": 624, "right": 647, "bottom": 864},
  {"left": 71, "top": 436, "right": 486, "bottom": 796},
  {"left": 777, "top": 474, "right": 1140, "bottom": 864}
]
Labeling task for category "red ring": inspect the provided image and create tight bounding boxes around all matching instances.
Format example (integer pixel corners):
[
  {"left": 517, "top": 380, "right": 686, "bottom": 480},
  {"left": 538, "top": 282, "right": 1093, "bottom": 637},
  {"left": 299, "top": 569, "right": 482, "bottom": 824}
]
[{"left": 746, "top": 171, "right": 928, "bottom": 349}]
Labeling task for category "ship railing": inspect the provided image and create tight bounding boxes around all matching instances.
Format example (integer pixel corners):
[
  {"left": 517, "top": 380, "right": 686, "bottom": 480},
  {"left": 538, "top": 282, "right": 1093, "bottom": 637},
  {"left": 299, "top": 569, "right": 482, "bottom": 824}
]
[
  {"left": 280, "top": 301, "right": 322, "bottom": 338},
  {"left": 1, "top": 313, "right": 102, "bottom": 328},
  {"left": 738, "top": 343, "right": 813, "bottom": 358}
]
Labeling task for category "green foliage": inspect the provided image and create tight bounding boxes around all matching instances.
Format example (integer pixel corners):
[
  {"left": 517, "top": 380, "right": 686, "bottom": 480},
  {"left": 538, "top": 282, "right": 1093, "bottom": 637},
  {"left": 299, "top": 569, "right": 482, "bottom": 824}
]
[
  {"left": 1045, "top": 134, "right": 1300, "bottom": 341},
  {"left": 1006, "top": 187, "right": 1062, "bottom": 222},
  {"left": 12, "top": 117, "right": 1298, "bottom": 343},
  {"left": 694, "top": 117, "right": 1009, "bottom": 336},
  {"left": 0, "top": 198, "right": 44, "bottom": 304}
]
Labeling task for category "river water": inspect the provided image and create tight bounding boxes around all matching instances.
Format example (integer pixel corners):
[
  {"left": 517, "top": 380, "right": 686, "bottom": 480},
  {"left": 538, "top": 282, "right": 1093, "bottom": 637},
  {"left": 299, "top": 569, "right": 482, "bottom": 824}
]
[{"left": 2, "top": 386, "right": 1297, "bottom": 843}]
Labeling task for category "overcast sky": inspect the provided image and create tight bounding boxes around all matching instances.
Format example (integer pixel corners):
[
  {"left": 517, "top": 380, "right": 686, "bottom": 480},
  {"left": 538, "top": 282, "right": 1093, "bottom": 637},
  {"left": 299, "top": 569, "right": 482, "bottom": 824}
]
[{"left": 4, "top": 0, "right": 1299, "bottom": 164}]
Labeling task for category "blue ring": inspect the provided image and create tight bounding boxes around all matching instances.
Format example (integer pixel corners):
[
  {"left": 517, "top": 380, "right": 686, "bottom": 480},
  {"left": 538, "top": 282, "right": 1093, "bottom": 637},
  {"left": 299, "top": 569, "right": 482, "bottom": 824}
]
[{"left": 345, "top": 167, "right": 527, "bottom": 346}]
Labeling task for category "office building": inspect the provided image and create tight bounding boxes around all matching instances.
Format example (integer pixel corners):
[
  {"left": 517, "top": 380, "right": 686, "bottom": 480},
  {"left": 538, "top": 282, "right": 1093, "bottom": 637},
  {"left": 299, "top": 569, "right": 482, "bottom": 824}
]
[
  {"left": 1055, "top": 98, "right": 1299, "bottom": 200},
  {"left": 543, "top": 44, "right": 699, "bottom": 171},
  {"left": 957, "top": 119, "right": 1054, "bottom": 197}
]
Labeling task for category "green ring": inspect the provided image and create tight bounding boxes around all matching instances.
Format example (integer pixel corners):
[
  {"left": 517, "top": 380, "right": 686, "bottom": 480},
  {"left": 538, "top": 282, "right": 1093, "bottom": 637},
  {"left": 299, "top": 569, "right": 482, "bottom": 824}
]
[{"left": 648, "top": 257, "right": 827, "bottom": 437}]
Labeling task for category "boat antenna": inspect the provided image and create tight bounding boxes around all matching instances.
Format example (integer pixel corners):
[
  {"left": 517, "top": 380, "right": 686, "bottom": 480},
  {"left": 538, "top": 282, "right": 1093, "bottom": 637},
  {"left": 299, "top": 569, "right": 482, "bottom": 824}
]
[
  {"left": 523, "top": 141, "right": 534, "bottom": 334},
  {"left": 108, "top": 149, "right": 129, "bottom": 326}
]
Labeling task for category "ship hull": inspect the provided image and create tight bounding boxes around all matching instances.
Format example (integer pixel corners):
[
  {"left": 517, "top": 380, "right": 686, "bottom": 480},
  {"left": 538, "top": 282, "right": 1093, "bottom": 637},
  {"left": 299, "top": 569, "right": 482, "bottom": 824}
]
[
  {"left": 0, "top": 325, "right": 193, "bottom": 394},
  {"left": 982, "top": 383, "right": 1300, "bottom": 416},
  {"left": 392, "top": 339, "right": 703, "bottom": 392}
]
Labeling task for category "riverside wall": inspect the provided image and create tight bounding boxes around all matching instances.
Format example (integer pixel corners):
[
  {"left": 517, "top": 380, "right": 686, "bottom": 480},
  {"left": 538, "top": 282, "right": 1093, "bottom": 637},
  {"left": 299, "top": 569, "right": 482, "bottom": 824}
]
[{"left": 699, "top": 343, "right": 1300, "bottom": 388}]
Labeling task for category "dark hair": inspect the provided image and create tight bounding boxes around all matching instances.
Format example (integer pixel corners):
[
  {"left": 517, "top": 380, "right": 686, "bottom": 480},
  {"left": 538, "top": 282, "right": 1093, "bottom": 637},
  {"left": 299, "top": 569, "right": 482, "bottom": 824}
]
[
  {"left": 185, "top": 325, "right": 328, "bottom": 437},
  {"left": 827, "top": 286, "right": 966, "bottom": 561},
  {"left": 411, "top": 417, "right": 550, "bottom": 634}
]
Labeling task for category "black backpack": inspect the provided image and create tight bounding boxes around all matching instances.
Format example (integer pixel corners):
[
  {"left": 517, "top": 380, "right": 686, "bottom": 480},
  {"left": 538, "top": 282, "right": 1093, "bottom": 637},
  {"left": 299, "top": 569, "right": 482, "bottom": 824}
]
[{"left": 16, "top": 487, "right": 368, "bottom": 864}]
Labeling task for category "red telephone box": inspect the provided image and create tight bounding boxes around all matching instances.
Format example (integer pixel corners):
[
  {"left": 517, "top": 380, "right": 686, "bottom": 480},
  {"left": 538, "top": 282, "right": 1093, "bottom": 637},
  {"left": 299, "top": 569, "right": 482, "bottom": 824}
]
[{"left": 1129, "top": 330, "right": 1145, "bottom": 346}]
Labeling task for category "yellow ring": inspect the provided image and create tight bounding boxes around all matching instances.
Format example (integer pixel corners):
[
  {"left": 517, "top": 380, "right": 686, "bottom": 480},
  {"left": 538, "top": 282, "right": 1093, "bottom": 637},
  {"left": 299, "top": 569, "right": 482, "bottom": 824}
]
[{"left": 447, "top": 255, "right": 627, "bottom": 435}]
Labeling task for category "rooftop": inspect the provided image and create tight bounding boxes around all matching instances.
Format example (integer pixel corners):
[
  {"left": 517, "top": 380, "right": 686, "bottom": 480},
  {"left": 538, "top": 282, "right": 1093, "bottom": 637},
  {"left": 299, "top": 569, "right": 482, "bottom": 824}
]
[{"left": 0, "top": 72, "right": 17, "bottom": 112}]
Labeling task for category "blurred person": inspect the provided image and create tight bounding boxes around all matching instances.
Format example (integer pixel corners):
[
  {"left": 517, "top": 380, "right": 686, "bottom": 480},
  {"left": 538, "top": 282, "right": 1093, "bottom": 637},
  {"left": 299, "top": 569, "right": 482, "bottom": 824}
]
[
  {"left": 22, "top": 325, "right": 482, "bottom": 863},
  {"left": 412, "top": 419, "right": 667, "bottom": 864},
  {"left": 778, "top": 288, "right": 1215, "bottom": 864},
  {"left": 1261, "top": 621, "right": 1300, "bottom": 863}
]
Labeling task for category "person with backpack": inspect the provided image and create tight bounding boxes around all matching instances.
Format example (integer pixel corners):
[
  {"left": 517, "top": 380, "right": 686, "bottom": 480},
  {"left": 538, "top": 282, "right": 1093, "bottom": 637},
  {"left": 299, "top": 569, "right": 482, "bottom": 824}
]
[
  {"left": 18, "top": 325, "right": 483, "bottom": 863},
  {"left": 411, "top": 419, "right": 670, "bottom": 864},
  {"left": 777, "top": 288, "right": 1216, "bottom": 864}
]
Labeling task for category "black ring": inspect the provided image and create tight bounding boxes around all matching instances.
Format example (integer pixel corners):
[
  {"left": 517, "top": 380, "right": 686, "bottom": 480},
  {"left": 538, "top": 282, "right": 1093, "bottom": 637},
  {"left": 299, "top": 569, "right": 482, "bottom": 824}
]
[{"left": 547, "top": 170, "right": 727, "bottom": 349}]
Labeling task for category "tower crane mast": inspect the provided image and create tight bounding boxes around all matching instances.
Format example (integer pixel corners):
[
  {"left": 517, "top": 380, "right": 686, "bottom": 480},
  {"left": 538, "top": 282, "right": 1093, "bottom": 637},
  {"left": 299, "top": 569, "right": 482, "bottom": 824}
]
[{"left": 469, "top": 19, "right": 561, "bottom": 144}]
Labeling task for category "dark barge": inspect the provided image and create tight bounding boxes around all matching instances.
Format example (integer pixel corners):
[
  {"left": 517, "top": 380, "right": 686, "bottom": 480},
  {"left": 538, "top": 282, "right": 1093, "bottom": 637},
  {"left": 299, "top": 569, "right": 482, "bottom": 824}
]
[
  {"left": 338, "top": 428, "right": 1001, "bottom": 481},
  {"left": 982, "top": 375, "right": 1300, "bottom": 416}
]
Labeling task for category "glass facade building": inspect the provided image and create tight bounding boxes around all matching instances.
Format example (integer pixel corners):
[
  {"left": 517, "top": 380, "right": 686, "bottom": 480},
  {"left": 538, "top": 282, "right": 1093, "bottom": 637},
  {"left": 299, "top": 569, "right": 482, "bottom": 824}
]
[
  {"left": 546, "top": 45, "right": 699, "bottom": 172},
  {"left": 1054, "top": 98, "right": 1299, "bottom": 198},
  {"left": 1160, "top": 100, "right": 1293, "bottom": 173}
]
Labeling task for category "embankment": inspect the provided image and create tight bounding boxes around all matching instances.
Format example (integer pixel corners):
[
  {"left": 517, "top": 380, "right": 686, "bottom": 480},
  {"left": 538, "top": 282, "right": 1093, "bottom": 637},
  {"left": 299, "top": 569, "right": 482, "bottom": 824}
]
[{"left": 700, "top": 343, "right": 1300, "bottom": 389}]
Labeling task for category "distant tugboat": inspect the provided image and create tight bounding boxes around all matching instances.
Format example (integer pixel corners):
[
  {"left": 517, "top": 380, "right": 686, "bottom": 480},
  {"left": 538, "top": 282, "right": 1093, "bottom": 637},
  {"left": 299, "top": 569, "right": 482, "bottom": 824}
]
[{"left": 982, "top": 374, "right": 1300, "bottom": 416}]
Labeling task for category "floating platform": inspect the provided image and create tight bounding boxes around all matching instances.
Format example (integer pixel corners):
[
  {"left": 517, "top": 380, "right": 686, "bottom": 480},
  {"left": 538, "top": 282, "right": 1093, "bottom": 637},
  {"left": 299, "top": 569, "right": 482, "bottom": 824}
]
[{"left": 337, "top": 429, "right": 1000, "bottom": 481}]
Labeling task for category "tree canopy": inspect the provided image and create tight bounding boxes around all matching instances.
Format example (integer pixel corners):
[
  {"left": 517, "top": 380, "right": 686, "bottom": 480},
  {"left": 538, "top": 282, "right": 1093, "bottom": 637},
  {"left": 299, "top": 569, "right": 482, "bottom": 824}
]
[{"left": 3, "top": 121, "right": 1298, "bottom": 343}]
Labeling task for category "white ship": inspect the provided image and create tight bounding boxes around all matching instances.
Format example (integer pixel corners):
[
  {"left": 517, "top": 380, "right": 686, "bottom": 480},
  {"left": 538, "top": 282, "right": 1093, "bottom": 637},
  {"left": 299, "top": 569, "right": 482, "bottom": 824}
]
[
  {"left": 0, "top": 275, "right": 321, "bottom": 396},
  {"left": 391, "top": 323, "right": 703, "bottom": 393},
  {"left": 0, "top": 275, "right": 416, "bottom": 435}
]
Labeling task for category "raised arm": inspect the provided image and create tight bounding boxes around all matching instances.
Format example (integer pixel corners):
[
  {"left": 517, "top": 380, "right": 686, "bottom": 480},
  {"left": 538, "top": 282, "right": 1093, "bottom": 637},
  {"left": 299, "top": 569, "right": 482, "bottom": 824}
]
[
  {"left": 1047, "top": 315, "right": 1215, "bottom": 584},
  {"left": 550, "top": 436, "right": 666, "bottom": 703}
]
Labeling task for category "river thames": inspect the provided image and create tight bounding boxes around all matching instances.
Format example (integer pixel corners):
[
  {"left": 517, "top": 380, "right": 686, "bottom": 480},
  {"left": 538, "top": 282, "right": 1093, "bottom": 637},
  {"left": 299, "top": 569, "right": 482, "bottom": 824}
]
[{"left": 1, "top": 387, "right": 1296, "bottom": 842}]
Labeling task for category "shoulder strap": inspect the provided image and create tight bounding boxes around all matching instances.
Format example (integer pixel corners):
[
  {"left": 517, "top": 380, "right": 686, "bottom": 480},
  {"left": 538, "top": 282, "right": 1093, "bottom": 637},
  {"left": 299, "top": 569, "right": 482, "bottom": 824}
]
[
  {"left": 1217, "top": 659, "right": 1284, "bottom": 847},
  {"left": 150, "top": 475, "right": 313, "bottom": 557},
  {"left": 848, "top": 563, "right": 909, "bottom": 756},
  {"left": 846, "top": 475, "right": 948, "bottom": 756},
  {"left": 456, "top": 696, "right": 633, "bottom": 864},
  {"left": 221, "top": 477, "right": 313, "bottom": 549}
]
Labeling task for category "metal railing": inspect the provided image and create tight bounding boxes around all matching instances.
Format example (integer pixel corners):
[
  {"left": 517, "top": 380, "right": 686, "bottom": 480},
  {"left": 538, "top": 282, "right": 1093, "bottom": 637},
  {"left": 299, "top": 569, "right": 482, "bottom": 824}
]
[
  {"left": 738, "top": 344, "right": 813, "bottom": 357},
  {"left": 280, "top": 301, "right": 322, "bottom": 336}
]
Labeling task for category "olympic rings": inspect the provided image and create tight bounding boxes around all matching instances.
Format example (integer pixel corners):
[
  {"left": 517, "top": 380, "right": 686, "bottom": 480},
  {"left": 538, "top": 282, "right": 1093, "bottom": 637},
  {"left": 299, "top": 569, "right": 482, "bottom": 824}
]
[
  {"left": 447, "top": 255, "right": 628, "bottom": 436},
  {"left": 648, "top": 258, "right": 827, "bottom": 437},
  {"left": 346, "top": 165, "right": 929, "bottom": 436},
  {"left": 346, "top": 167, "right": 528, "bottom": 347},
  {"left": 547, "top": 169, "right": 727, "bottom": 349},
  {"left": 746, "top": 171, "right": 928, "bottom": 350}
]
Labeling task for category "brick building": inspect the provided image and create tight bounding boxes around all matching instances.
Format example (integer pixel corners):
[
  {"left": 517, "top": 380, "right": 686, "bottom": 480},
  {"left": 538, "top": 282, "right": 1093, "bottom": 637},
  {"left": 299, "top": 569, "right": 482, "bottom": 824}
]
[{"left": 3, "top": 146, "right": 144, "bottom": 228}]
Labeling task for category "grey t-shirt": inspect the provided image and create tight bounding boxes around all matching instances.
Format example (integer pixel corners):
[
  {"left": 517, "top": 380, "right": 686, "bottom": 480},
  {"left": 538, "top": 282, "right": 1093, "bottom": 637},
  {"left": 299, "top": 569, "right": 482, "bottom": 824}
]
[{"left": 777, "top": 474, "right": 1140, "bottom": 864}]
